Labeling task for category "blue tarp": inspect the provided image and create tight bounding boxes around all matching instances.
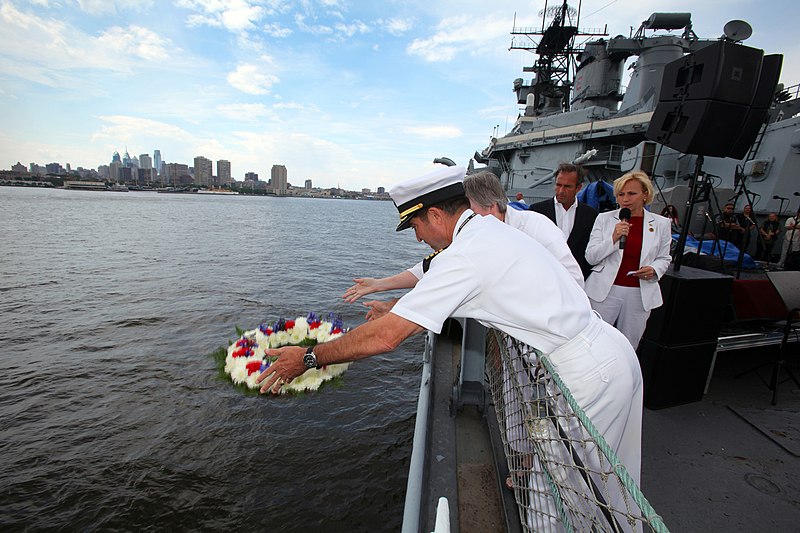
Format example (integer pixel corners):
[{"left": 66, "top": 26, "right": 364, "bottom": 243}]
[
  {"left": 508, "top": 201, "right": 528, "bottom": 211},
  {"left": 678, "top": 234, "right": 758, "bottom": 269},
  {"left": 577, "top": 181, "right": 615, "bottom": 211}
]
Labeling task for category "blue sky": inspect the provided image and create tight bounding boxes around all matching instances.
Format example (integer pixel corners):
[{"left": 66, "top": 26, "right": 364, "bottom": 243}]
[{"left": 1, "top": 0, "right": 797, "bottom": 191}]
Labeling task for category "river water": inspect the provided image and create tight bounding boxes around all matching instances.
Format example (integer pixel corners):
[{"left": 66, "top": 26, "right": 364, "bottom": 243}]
[{"left": 0, "top": 187, "right": 429, "bottom": 531}]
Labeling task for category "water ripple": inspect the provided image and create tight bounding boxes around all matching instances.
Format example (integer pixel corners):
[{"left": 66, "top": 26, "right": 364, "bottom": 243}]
[{"left": 0, "top": 189, "right": 424, "bottom": 531}]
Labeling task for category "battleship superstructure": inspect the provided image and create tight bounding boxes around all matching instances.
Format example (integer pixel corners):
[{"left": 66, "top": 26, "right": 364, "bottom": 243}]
[{"left": 475, "top": 3, "right": 800, "bottom": 217}]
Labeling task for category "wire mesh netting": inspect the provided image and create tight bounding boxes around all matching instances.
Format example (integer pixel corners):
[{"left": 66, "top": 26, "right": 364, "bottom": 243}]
[{"left": 485, "top": 329, "right": 669, "bottom": 533}]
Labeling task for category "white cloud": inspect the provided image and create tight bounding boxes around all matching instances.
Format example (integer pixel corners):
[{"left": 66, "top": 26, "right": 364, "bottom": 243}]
[
  {"left": 96, "top": 26, "right": 172, "bottom": 61},
  {"left": 178, "top": 0, "right": 267, "bottom": 33},
  {"left": 0, "top": 2, "right": 179, "bottom": 85},
  {"left": 294, "top": 13, "right": 333, "bottom": 35},
  {"left": 263, "top": 22, "right": 292, "bottom": 37},
  {"left": 407, "top": 14, "right": 510, "bottom": 62},
  {"left": 334, "top": 20, "right": 370, "bottom": 38},
  {"left": 227, "top": 63, "right": 279, "bottom": 95},
  {"left": 92, "top": 115, "right": 196, "bottom": 143},
  {"left": 379, "top": 17, "right": 415, "bottom": 36},
  {"left": 76, "top": 0, "right": 153, "bottom": 16},
  {"left": 403, "top": 125, "right": 463, "bottom": 139}
]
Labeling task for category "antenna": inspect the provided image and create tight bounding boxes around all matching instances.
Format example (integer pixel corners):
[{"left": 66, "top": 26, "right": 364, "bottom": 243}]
[{"left": 722, "top": 20, "right": 752, "bottom": 42}]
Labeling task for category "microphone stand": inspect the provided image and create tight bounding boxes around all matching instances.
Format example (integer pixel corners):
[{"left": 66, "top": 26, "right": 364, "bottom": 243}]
[
  {"left": 674, "top": 156, "right": 705, "bottom": 271},
  {"left": 774, "top": 196, "right": 787, "bottom": 217},
  {"left": 732, "top": 170, "right": 759, "bottom": 278}
]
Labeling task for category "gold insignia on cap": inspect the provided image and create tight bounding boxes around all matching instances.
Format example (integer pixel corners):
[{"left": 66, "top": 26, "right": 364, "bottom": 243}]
[
  {"left": 649, "top": 227, "right": 654, "bottom": 232},
  {"left": 399, "top": 202, "right": 423, "bottom": 220}
]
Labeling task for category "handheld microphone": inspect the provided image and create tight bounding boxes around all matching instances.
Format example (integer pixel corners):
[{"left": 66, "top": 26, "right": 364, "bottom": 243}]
[
  {"left": 794, "top": 192, "right": 800, "bottom": 197},
  {"left": 774, "top": 195, "right": 788, "bottom": 200},
  {"left": 619, "top": 207, "right": 631, "bottom": 250}
]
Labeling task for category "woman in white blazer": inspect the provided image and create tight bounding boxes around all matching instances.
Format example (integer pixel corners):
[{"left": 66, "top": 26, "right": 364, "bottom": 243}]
[{"left": 584, "top": 171, "right": 672, "bottom": 349}]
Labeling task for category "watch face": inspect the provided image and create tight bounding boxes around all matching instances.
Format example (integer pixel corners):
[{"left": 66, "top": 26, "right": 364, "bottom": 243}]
[{"left": 304, "top": 352, "right": 316, "bottom": 369}]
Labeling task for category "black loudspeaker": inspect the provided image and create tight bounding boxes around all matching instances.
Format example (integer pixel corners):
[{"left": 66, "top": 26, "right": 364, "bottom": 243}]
[
  {"left": 646, "top": 41, "right": 783, "bottom": 159},
  {"left": 659, "top": 40, "right": 763, "bottom": 105},
  {"left": 639, "top": 266, "right": 733, "bottom": 409},
  {"left": 751, "top": 54, "right": 784, "bottom": 108},
  {"left": 638, "top": 339, "right": 718, "bottom": 409},
  {"left": 647, "top": 100, "right": 751, "bottom": 157},
  {"left": 642, "top": 266, "right": 734, "bottom": 346},
  {"left": 727, "top": 54, "right": 784, "bottom": 159},
  {"left": 728, "top": 106, "right": 770, "bottom": 159}
]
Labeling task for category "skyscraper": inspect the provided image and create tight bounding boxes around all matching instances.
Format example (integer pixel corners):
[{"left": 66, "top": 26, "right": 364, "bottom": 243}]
[
  {"left": 194, "top": 156, "right": 212, "bottom": 187},
  {"left": 153, "top": 150, "right": 162, "bottom": 178},
  {"left": 217, "top": 159, "right": 231, "bottom": 186},
  {"left": 271, "top": 164, "right": 288, "bottom": 195},
  {"left": 140, "top": 154, "right": 153, "bottom": 182}
]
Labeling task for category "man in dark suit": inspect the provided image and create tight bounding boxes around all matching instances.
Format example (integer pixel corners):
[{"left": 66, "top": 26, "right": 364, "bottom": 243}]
[{"left": 529, "top": 163, "right": 598, "bottom": 279}]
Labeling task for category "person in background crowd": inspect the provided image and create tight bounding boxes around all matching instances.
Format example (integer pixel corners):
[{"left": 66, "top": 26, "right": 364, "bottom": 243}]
[
  {"left": 757, "top": 212, "right": 781, "bottom": 262},
  {"left": 779, "top": 208, "right": 800, "bottom": 269},
  {"left": 736, "top": 204, "right": 758, "bottom": 256},
  {"left": 584, "top": 171, "right": 672, "bottom": 350},
  {"left": 529, "top": 163, "right": 598, "bottom": 279},
  {"left": 660, "top": 204, "right": 681, "bottom": 234},
  {"left": 717, "top": 202, "right": 745, "bottom": 248}
]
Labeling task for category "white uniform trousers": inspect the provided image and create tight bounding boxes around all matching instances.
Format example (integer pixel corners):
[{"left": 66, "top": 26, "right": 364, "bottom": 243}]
[
  {"left": 523, "top": 314, "right": 644, "bottom": 532},
  {"left": 589, "top": 285, "right": 650, "bottom": 350}
]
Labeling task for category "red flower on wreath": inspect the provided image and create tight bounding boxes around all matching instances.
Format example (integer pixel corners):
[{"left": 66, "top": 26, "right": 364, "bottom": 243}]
[{"left": 246, "top": 360, "right": 262, "bottom": 375}]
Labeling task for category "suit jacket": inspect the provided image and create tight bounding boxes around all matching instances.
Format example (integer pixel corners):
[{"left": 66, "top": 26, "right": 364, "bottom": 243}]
[
  {"left": 530, "top": 199, "right": 598, "bottom": 279},
  {"left": 584, "top": 209, "right": 672, "bottom": 311}
]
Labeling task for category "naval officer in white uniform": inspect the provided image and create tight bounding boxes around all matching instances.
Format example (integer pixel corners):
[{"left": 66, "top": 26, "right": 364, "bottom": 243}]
[
  {"left": 341, "top": 170, "right": 584, "bottom": 308},
  {"left": 257, "top": 166, "right": 643, "bottom": 518}
]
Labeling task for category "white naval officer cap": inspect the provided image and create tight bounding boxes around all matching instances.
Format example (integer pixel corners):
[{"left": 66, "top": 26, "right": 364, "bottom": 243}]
[{"left": 390, "top": 165, "right": 467, "bottom": 231}]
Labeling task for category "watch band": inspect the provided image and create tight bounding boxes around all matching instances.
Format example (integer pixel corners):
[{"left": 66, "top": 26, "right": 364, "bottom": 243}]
[{"left": 304, "top": 345, "right": 321, "bottom": 369}]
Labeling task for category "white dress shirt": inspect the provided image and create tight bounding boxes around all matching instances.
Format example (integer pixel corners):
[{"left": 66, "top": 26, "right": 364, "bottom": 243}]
[{"left": 554, "top": 197, "right": 578, "bottom": 239}]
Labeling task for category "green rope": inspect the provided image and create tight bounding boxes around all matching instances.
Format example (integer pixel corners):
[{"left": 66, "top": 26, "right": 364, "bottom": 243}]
[{"left": 493, "top": 329, "right": 670, "bottom": 533}]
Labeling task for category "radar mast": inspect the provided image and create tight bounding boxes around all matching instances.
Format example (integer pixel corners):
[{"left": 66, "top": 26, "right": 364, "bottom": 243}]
[{"left": 510, "top": 1, "right": 608, "bottom": 115}]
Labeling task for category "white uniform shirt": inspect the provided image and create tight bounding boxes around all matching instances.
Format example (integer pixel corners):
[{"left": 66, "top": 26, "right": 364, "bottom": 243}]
[
  {"left": 393, "top": 210, "right": 591, "bottom": 354},
  {"left": 407, "top": 207, "right": 584, "bottom": 288},
  {"left": 504, "top": 207, "right": 584, "bottom": 288},
  {"left": 554, "top": 197, "right": 578, "bottom": 239}
]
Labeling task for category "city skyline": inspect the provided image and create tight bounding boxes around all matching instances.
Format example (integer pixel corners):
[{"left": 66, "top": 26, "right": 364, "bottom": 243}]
[{"left": 2, "top": 0, "right": 798, "bottom": 191}]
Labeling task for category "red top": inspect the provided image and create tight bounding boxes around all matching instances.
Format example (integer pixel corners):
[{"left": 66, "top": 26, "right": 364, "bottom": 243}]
[{"left": 614, "top": 216, "right": 644, "bottom": 287}]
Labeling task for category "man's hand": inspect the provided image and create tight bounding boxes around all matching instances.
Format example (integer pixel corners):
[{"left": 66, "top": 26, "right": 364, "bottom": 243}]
[
  {"left": 342, "top": 278, "right": 379, "bottom": 303},
  {"left": 363, "top": 299, "right": 398, "bottom": 321},
  {"left": 256, "top": 345, "right": 306, "bottom": 395}
]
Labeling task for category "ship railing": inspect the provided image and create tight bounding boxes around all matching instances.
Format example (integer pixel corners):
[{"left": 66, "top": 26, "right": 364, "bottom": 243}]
[{"left": 486, "top": 329, "right": 670, "bottom": 533}]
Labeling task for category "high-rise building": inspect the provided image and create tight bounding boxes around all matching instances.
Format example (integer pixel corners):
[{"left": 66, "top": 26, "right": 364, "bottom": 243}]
[
  {"left": 165, "top": 163, "right": 190, "bottom": 186},
  {"left": 194, "top": 156, "right": 212, "bottom": 187},
  {"left": 153, "top": 150, "right": 162, "bottom": 177},
  {"left": 304, "top": 179, "right": 312, "bottom": 190},
  {"left": 140, "top": 154, "right": 152, "bottom": 169},
  {"left": 377, "top": 187, "right": 386, "bottom": 194},
  {"left": 244, "top": 172, "right": 258, "bottom": 181},
  {"left": 217, "top": 160, "right": 231, "bottom": 185},
  {"left": 271, "top": 164, "right": 288, "bottom": 195}
]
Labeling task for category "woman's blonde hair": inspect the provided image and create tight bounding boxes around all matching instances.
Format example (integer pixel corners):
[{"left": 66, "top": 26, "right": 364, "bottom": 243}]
[{"left": 613, "top": 170, "right": 654, "bottom": 206}]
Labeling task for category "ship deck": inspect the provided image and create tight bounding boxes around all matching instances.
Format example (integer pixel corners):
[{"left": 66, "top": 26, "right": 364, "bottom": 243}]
[
  {"left": 414, "top": 323, "right": 800, "bottom": 532},
  {"left": 641, "top": 345, "right": 800, "bottom": 532}
]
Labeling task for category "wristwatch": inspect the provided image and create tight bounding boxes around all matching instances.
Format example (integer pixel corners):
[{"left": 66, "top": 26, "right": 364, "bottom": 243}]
[{"left": 304, "top": 346, "right": 320, "bottom": 369}]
